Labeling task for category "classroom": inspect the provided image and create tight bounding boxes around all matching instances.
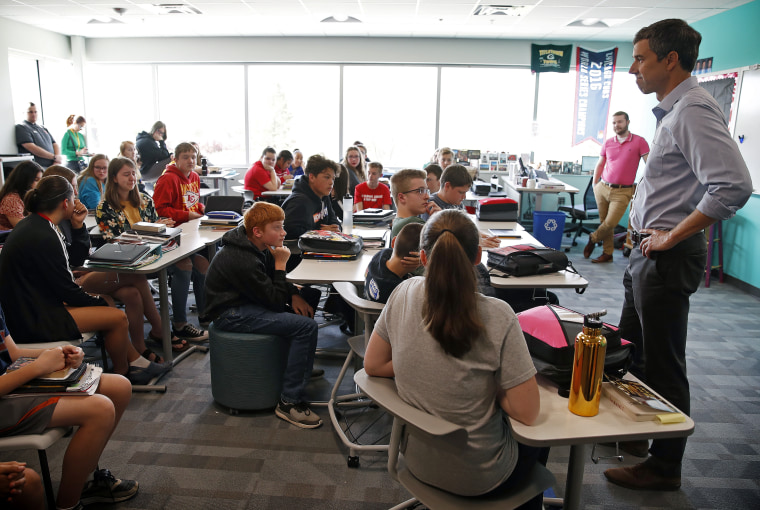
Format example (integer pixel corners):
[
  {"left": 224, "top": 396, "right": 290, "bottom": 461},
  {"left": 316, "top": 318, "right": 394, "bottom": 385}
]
[{"left": 1, "top": 1, "right": 759, "bottom": 509}]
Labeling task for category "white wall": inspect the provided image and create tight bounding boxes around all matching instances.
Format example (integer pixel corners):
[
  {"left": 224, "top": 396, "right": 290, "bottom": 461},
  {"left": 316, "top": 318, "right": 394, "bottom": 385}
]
[
  {"left": 0, "top": 18, "right": 73, "bottom": 154},
  {"left": 85, "top": 35, "right": 633, "bottom": 68}
]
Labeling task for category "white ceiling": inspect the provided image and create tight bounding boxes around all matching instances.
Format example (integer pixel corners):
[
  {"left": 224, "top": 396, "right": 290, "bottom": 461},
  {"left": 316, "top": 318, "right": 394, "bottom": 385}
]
[{"left": 0, "top": 0, "right": 752, "bottom": 40}]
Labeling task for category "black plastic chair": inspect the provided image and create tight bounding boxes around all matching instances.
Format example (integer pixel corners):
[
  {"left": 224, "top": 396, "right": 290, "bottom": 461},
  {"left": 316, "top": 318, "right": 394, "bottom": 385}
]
[{"left": 558, "top": 179, "right": 599, "bottom": 247}]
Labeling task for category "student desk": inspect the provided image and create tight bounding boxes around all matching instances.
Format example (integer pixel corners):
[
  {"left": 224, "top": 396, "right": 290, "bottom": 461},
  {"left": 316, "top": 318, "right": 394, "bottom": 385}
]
[
  {"left": 475, "top": 219, "right": 589, "bottom": 291},
  {"left": 83, "top": 218, "right": 225, "bottom": 365},
  {"left": 199, "top": 169, "right": 236, "bottom": 195},
  {"left": 503, "top": 178, "right": 580, "bottom": 211},
  {"left": 286, "top": 226, "right": 389, "bottom": 285},
  {"left": 508, "top": 375, "right": 694, "bottom": 510}
]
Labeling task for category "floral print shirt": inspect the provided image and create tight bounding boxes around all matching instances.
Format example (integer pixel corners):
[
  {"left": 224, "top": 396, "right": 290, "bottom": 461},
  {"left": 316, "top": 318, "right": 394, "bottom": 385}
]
[{"left": 96, "top": 192, "right": 158, "bottom": 240}]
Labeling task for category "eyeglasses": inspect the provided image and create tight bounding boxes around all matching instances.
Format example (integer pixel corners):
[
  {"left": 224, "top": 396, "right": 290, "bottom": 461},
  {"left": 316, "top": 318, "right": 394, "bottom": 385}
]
[{"left": 401, "top": 187, "right": 430, "bottom": 196}]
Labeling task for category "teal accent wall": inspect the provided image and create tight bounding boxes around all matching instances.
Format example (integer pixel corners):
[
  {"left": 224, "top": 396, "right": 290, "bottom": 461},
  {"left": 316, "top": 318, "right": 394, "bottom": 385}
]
[
  {"left": 692, "top": 1, "right": 760, "bottom": 72},
  {"left": 693, "top": 0, "right": 760, "bottom": 291}
]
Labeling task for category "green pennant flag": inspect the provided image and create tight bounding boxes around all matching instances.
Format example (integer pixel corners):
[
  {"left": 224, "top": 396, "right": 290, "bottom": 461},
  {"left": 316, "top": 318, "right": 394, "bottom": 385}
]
[{"left": 531, "top": 44, "right": 573, "bottom": 73}]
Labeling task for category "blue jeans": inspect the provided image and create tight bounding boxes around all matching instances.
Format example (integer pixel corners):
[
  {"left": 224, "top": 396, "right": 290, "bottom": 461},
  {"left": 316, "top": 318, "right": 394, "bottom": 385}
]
[
  {"left": 214, "top": 301, "right": 318, "bottom": 403},
  {"left": 167, "top": 259, "right": 206, "bottom": 324}
]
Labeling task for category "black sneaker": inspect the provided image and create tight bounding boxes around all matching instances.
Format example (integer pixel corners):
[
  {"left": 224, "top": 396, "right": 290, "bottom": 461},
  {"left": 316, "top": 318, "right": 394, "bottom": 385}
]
[
  {"left": 127, "top": 361, "right": 171, "bottom": 385},
  {"left": 80, "top": 468, "right": 139, "bottom": 505},
  {"left": 275, "top": 400, "right": 323, "bottom": 429},
  {"left": 310, "top": 369, "right": 325, "bottom": 380},
  {"left": 173, "top": 323, "right": 209, "bottom": 342}
]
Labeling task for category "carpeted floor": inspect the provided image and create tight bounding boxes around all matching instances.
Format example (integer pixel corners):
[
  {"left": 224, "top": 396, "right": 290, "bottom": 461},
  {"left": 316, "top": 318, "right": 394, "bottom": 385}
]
[{"left": 5, "top": 232, "right": 760, "bottom": 509}]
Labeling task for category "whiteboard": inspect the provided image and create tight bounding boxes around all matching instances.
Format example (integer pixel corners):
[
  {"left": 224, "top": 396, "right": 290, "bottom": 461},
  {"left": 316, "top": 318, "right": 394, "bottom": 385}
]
[{"left": 733, "top": 67, "right": 760, "bottom": 194}]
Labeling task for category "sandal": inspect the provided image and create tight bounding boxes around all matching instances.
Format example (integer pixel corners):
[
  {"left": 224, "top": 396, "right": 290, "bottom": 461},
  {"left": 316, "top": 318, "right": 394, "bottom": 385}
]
[
  {"left": 141, "top": 348, "right": 165, "bottom": 364},
  {"left": 148, "top": 331, "right": 189, "bottom": 352},
  {"left": 171, "top": 337, "right": 190, "bottom": 353}
]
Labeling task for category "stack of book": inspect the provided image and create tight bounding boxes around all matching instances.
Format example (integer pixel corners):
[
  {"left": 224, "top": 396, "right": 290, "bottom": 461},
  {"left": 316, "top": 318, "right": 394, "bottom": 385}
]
[
  {"left": 3, "top": 359, "right": 102, "bottom": 397},
  {"left": 86, "top": 242, "right": 162, "bottom": 269},
  {"left": 353, "top": 209, "right": 395, "bottom": 226},
  {"left": 602, "top": 376, "right": 684, "bottom": 423},
  {"left": 200, "top": 214, "right": 243, "bottom": 230}
]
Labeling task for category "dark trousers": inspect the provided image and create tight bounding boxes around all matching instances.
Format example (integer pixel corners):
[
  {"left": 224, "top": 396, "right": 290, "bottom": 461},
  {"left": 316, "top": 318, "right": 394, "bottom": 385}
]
[{"left": 618, "top": 232, "right": 706, "bottom": 472}]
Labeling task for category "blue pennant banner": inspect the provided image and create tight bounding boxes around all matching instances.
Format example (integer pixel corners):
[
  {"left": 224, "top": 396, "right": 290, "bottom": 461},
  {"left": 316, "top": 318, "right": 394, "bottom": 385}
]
[{"left": 573, "top": 47, "right": 617, "bottom": 146}]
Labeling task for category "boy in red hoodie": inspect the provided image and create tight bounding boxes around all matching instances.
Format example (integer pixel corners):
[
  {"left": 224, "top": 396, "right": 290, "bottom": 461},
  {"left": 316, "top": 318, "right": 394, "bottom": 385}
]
[{"left": 152, "top": 142, "right": 209, "bottom": 341}]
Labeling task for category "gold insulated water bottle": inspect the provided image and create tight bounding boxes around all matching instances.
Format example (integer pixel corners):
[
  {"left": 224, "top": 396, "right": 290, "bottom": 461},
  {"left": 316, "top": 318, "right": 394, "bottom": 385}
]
[{"left": 568, "top": 313, "right": 607, "bottom": 417}]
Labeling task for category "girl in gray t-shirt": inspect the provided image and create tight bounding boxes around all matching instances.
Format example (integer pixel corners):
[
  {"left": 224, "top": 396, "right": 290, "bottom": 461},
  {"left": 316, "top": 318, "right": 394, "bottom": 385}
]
[{"left": 365, "top": 209, "right": 543, "bottom": 500}]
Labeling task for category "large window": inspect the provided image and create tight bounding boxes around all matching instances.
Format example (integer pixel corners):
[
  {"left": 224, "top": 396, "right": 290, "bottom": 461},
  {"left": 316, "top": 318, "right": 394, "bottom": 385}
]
[
  {"left": 8, "top": 53, "right": 42, "bottom": 125},
  {"left": 439, "top": 67, "right": 535, "bottom": 156},
  {"left": 83, "top": 64, "right": 155, "bottom": 159},
  {"left": 534, "top": 69, "right": 657, "bottom": 169},
  {"left": 247, "top": 65, "right": 340, "bottom": 163},
  {"left": 157, "top": 65, "right": 246, "bottom": 165},
  {"left": 343, "top": 66, "right": 438, "bottom": 168}
]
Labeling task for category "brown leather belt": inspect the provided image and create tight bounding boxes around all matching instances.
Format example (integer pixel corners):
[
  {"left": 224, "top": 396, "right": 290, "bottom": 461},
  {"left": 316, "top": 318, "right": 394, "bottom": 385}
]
[{"left": 601, "top": 180, "right": 634, "bottom": 189}]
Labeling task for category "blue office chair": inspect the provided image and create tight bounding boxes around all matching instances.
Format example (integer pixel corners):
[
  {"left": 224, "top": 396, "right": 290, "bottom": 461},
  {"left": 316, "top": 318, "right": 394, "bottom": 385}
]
[{"left": 558, "top": 179, "right": 599, "bottom": 247}]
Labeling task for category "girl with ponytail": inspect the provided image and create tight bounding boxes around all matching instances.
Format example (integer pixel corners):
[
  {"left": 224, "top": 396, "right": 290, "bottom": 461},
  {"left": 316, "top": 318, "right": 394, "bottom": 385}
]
[{"left": 365, "top": 209, "right": 545, "bottom": 507}]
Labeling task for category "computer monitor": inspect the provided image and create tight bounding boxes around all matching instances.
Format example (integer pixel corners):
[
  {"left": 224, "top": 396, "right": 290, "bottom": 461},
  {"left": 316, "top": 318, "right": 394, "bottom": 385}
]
[{"left": 582, "top": 156, "right": 600, "bottom": 173}]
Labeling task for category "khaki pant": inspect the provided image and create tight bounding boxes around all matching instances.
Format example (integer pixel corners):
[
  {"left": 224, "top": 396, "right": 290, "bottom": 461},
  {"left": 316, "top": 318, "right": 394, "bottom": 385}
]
[{"left": 590, "top": 182, "right": 634, "bottom": 255}]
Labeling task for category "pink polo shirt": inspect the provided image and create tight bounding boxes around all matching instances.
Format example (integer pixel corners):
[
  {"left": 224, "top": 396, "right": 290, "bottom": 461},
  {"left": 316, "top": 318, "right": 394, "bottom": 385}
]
[{"left": 599, "top": 132, "right": 650, "bottom": 185}]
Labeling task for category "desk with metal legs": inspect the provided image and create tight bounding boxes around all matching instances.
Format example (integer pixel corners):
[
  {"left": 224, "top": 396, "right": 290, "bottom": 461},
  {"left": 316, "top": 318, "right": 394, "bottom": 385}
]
[
  {"left": 84, "top": 219, "right": 226, "bottom": 367},
  {"left": 508, "top": 375, "right": 694, "bottom": 510}
]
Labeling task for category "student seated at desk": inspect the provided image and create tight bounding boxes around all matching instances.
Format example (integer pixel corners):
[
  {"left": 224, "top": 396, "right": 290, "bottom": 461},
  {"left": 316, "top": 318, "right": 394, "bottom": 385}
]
[
  {"left": 354, "top": 161, "right": 391, "bottom": 212},
  {"left": 0, "top": 161, "right": 43, "bottom": 230},
  {"left": 77, "top": 154, "right": 108, "bottom": 210},
  {"left": 244, "top": 147, "right": 280, "bottom": 200},
  {"left": 364, "top": 222, "right": 423, "bottom": 303},
  {"left": 282, "top": 154, "right": 340, "bottom": 241},
  {"left": 425, "top": 163, "right": 443, "bottom": 194},
  {"left": 422, "top": 164, "right": 471, "bottom": 220},
  {"left": 96, "top": 157, "right": 193, "bottom": 358},
  {"left": 329, "top": 163, "right": 349, "bottom": 221},
  {"left": 364, "top": 210, "right": 546, "bottom": 507},
  {"left": 0, "top": 176, "right": 169, "bottom": 385},
  {"left": 389, "top": 169, "right": 440, "bottom": 238},
  {"left": 204, "top": 202, "right": 322, "bottom": 429},
  {"left": 0, "top": 304, "right": 138, "bottom": 510},
  {"left": 152, "top": 142, "right": 209, "bottom": 341},
  {"left": 45, "top": 163, "right": 187, "bottom": 362}
]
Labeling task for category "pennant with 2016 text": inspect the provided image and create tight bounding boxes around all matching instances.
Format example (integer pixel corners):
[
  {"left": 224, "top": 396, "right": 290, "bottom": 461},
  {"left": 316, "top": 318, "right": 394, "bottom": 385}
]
[{"left": 573, "top": 47, "right": 617, "bottom": 146}]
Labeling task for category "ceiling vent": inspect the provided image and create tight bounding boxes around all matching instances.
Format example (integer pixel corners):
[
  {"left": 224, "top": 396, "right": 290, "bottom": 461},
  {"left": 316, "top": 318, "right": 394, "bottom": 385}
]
[
  {"left": 472, "top": 5, "right": 532, "bottom": 17},
  {"left": 152, "top": 4, "right": 202, "bottom": 15}
]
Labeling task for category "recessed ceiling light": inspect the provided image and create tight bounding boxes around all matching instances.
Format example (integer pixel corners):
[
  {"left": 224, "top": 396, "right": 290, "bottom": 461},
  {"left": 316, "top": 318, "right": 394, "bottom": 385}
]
[
  {"left": 567, "top": 19, "right": 609, "bottom": 28},
  {"left": 472, "top": 5, "right": 534, "bottom": 17},
  {"left": 321, "top": 15, "right": 361, "bottom": 23}
]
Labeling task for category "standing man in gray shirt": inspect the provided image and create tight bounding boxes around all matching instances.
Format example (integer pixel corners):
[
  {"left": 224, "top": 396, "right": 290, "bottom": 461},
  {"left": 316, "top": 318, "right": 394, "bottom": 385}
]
[
  {"left": 604, "top": 19, "right": 752, "bottom": 491},
  {"left": 15, "top": 102, "right": 61, "bottom": 167}
]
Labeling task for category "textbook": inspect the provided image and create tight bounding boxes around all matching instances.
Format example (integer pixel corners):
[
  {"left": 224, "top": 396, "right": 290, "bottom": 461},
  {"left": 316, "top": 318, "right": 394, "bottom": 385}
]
[
  {"left": 602, "top": 377, "right": 684, "bottom": 422},
  {"left": 5, "top": 357, "right": 86, "bottom": 383},
  {"left": 3, "top": 364, "right": 100, "bottom": 396}
]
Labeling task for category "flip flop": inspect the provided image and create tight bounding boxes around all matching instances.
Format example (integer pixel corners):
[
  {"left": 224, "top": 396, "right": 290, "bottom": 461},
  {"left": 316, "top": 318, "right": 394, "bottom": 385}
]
[
  {"left": 141, "top": 348, "right": 165, "bottom": 364},
  {"left": 148, "top": 331, "right": 189, "bottom": 351},
  {"left": 171, "top": 337, "right": 190, "bottom": 353}
]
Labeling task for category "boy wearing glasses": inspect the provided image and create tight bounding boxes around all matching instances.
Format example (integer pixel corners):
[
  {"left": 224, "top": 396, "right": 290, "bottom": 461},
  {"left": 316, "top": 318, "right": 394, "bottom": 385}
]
[{"left": 390, "top": 169, "right": 440, "bottom": 238}]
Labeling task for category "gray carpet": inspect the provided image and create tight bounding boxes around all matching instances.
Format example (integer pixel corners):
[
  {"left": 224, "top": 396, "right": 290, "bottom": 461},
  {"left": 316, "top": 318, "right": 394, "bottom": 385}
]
[{"left": 5, "top": 233, "right": 760, "bottom": 509}]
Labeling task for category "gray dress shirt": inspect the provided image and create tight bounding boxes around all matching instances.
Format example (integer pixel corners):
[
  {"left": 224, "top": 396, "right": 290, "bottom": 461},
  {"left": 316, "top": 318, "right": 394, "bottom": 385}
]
[{"left": 630, "top": 76, "right": 752, "bottom": 232}]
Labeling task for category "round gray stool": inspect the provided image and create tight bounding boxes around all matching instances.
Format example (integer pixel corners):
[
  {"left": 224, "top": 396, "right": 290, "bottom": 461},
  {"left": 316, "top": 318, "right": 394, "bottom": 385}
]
[{"left": 209, "top": 322, "right": 288, "bottom": 413}]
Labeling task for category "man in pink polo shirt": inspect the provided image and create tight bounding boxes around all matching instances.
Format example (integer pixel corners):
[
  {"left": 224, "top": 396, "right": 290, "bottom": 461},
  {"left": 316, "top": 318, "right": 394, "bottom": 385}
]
[{"left": 585, "top": 111, "right": 649, "bottom": 263}]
